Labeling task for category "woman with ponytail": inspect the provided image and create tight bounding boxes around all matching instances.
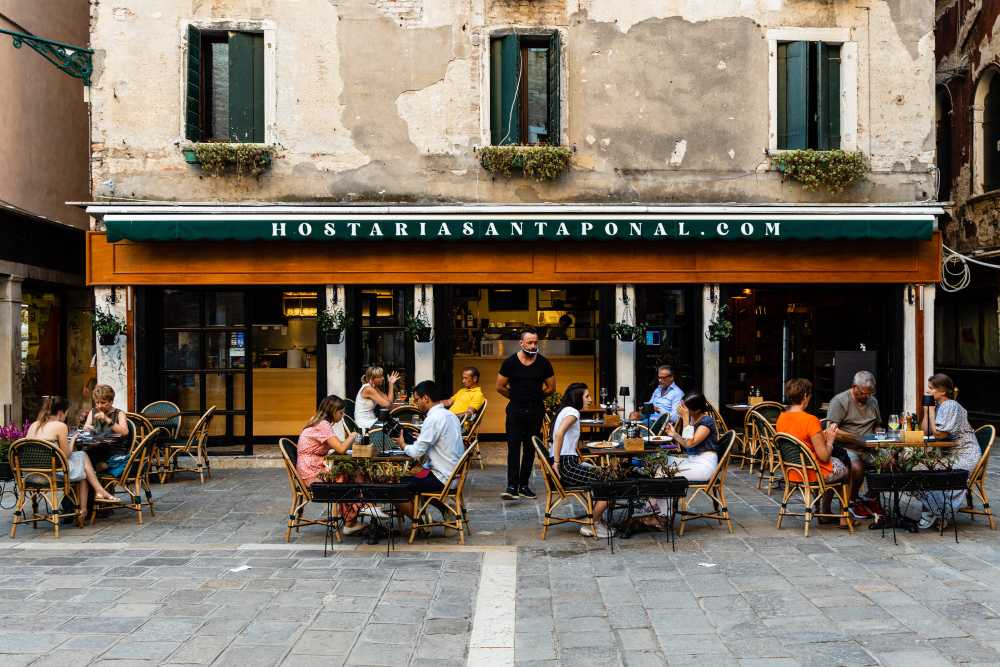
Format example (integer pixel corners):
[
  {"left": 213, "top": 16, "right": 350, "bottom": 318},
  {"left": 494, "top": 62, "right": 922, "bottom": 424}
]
[
  {"left": 354, "top": 366, "right": 400, "bottom": 430},
  {"left": 26, "top": 396, "right": 119, "bottom": 518},
  {"left": 298, "top": 395, "right": 364, "bottom": 535}
]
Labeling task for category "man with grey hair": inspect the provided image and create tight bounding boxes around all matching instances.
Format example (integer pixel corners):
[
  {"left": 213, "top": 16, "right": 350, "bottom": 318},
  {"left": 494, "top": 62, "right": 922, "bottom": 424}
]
[{"left": 827, "top": 370, "right": 881, "bottom": 518}]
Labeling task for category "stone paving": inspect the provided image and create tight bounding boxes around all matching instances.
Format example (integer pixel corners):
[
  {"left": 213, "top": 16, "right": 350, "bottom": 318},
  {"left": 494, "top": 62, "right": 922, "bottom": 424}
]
[{"left": 0, "top": 446, "right": 997, "bottom": 666}]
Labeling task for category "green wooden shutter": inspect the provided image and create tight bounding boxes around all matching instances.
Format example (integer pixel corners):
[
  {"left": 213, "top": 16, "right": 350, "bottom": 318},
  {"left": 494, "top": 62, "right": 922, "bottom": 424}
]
[
  {"left": 228, "top": 32, "right": 265, "bottom": 142},
  {"left": 490, "top": 39, "right": 503, "bottom": 144},
  {"left": 497, "top": 34, "right": 521, "bottom": 145},
  {"left": 818, "top": 43, "right": 841, "bottom": 150},
  {"left": 185, "top": 25, "right": 202, "bottom": 141},
  {"left": 547, "top": 30, "right": 561, "bottom": 146},
  {"left": 778, "top": 41, "right": 809, "bottom": 149}
]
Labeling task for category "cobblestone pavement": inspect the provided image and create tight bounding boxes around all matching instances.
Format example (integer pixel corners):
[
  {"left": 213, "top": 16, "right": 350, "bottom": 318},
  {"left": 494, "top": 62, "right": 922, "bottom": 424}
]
[{"left": 0, "top": 448, "right": 997, "bottom": 666}]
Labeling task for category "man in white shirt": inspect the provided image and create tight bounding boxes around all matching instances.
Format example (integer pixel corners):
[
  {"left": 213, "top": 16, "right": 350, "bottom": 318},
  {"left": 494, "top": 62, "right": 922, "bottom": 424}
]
[{"left": 395, "top": 380, "right": 465, "bottom": 519}]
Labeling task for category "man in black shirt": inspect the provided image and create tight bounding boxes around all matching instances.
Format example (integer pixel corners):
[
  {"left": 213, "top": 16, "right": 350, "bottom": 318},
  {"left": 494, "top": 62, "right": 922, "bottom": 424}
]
[{"left": 496, "top": 328, "right": 556, "bottom": 499}]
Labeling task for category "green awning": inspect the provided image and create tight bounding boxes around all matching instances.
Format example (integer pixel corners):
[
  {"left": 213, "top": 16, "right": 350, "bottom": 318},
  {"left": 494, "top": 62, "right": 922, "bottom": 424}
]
[{"left": 104, "top": 215, "right": 935, "bottom": 243}]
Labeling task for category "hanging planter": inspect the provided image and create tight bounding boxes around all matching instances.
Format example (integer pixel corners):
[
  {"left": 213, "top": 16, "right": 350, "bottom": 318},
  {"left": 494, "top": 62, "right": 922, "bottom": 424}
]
[
  {"left": 609, "top": 321, "right": 646, "bottom": 343},
  {"left": 706, "top": 304, "right": 733, "bottom": 342},
  {"left": 405, "top": 311, "right": 433, "bottom": 343},
  {"left": 93, "top": 305, "right": 125, "bottom": 347},
  {"left": 318, "top": 304, "right": 352, "bottom": 345}
]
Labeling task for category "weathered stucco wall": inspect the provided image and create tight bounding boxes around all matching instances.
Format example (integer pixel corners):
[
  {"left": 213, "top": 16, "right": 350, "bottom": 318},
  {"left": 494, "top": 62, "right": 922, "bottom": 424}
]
[{"left": 89, "top": 0, "right": 936, "bottom": 204}]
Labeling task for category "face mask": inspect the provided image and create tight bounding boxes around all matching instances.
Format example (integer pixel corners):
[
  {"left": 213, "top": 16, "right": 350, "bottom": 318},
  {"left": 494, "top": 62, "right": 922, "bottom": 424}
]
[{"left": 521, "top": 346, "right": 538, "bottom": 356}]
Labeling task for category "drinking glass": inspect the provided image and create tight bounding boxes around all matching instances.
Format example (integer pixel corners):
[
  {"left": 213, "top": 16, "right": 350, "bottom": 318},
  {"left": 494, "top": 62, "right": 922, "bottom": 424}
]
[
  {"left": 888, "top": 414, "right": 900, "bottom": 432},
  {"left": 875, "top": 427, "right": 887, "bottom": 440},
  {"left": 600, "top": 387, "right": 609, "bottom": 408}
]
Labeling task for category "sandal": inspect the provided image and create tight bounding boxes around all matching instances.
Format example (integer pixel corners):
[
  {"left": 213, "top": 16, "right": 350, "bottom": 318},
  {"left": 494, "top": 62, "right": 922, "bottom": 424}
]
[{"left": 95, "top": 494, "right": 121, "bottom": 503}]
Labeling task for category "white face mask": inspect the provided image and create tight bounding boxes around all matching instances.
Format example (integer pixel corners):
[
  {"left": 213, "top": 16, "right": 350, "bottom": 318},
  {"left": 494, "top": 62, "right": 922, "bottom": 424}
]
[{"left": 521, "top": 344, "right": 538, "bottom": 356}]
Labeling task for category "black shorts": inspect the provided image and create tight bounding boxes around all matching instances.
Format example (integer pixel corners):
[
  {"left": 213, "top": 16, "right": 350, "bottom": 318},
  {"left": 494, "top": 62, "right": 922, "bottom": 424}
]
[{"left": 403, "top": 473, "right": 445, "bottom": 495}]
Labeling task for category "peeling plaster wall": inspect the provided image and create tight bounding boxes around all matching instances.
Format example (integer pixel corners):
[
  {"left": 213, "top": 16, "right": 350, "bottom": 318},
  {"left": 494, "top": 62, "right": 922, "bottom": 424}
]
[{"left": 89, "top": 0, "right": 935, "bottom": 204}]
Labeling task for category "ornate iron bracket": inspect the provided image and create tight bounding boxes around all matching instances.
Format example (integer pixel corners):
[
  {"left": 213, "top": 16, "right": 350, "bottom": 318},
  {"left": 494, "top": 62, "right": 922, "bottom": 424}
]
[{"left": 0, "top": 28, "right": 94, "bottom": 86}]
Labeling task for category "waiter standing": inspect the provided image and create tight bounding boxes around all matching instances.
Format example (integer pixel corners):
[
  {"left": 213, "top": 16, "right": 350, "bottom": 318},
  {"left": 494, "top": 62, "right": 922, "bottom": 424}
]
[{"left": 496, "top": 328, "right": 556, "bottom": 500}]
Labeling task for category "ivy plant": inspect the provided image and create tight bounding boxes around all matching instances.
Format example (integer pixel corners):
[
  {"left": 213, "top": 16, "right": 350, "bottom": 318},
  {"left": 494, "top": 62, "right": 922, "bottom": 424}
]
[
  {"left": 479, "top": 145, "right": 572, "bottom": 182},
  {"left": 317, "top": 306, "right": 353, "bottom": 334},
  {"left": 706, "top": 304, "right": 733, "bottom": 343},
  {"left": 187, "top": 143, "right": 274, "bottom": 178},
  {"left": 771, "top": 149, "right": 867, "bottom": 194},
  {"left": 609, "top": 321, "right": 646, "bottom": 343}
]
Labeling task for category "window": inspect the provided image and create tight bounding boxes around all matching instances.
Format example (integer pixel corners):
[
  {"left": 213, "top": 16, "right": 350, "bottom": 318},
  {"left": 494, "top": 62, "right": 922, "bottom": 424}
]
[
  {"left": 489, "top": 32, "right": 560, "bottom": 145},
  {"left": 186, "top": 26, "right": 264, "bottom": 142},
  {"left": 982, "top": 72, "right": 1000, "bottom": 192},
  {"left": 777, "top": 41, "right": 841, "bottom": 150}
]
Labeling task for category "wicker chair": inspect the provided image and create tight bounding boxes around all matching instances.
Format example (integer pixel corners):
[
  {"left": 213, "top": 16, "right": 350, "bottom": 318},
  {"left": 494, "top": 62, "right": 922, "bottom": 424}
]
[
  {"left": 742, "top": 401, "right": 784, "bottom": 473},
  {"left": 650, "top": 413, "right": 671, "bottom": 435},
  {"left": 277, "top": 438, "right": 340, "bottom": 543},
  {"left": 749, "top": 412, "right": 782, "bottom": 495},
  {"left": 774, "top": 432, "right": 853, "bottom": 537},
  {"left": 140, "top": 400, "right": 182, "bottom": 439},
  {"left": 531, "top": 436, "right": 596, "bottom": 539},
  {"left": 390, "top": 405, "right": 422, "bottom": 424},
  {"left": 959, "top": 425, "right": 996, "bottom": 530},
  {"left": 408, "top": 442, "right": 478, "bottom": 544},
  {"left": 462, "top": 400, "right": 488, "bottom": 470},
  {"left": 707, "top": 401, "right": 729, "bottom": 434},
  {"left": 342, "top": 413, "right": 359, "bottom": 435},
  {"left": 9, "top": 439, "right": 81, "bottom": 537},
  {"left": 343, "top": 398, "right": 356, "bottom": 418},
  {"left": 160, "top": 406, "right": 215, "bottom": 483},
  {"left": 92, "top": 428, "right": 163, "bottom": 525},
  {"left": 678, "top": 431, "right": 737, "bottom": 535}
]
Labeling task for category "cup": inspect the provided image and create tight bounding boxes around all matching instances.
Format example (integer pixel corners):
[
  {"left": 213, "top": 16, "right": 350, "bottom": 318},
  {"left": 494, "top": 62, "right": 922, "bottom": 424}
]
[{"left": 875, "top": 427, "right": 886, "bottom": 439}]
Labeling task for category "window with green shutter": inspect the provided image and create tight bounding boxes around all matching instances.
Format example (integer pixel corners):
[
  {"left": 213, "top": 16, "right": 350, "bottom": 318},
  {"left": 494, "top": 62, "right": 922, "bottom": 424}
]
[
  {"left": 489, "top": 31, "right": 561, "bottom": 146},
  {"left": 185, "top": 28, "right": 265, "bottom": 143},
  {"left": 777, "top": 41, "right": 841, "bottom": 150}
]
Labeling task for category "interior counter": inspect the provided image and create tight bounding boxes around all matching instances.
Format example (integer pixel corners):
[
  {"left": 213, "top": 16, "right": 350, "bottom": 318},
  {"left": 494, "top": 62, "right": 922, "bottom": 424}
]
[{"left": 252, "top": 368, "right": 316, "bottom": 436}]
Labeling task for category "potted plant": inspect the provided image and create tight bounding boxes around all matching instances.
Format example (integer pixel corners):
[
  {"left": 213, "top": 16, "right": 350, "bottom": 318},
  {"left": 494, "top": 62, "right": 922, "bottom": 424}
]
[
  {"left": 94, "top": 307, "right": 126, "bottom": 346},
  {"left": 706, "top": 304, "right": 733, "bottom": 342},
  {"left": 0, "top": 421, "right": 30, "bottom": 481},
  {"left": 609, "top": 321, "right": 646, "bottom": 343},
  {"left": 318, "top": 305, "right": 353, "bottom": 344},
  {"left": 404, "top": 311, "right": 433, "bottom": 343}
]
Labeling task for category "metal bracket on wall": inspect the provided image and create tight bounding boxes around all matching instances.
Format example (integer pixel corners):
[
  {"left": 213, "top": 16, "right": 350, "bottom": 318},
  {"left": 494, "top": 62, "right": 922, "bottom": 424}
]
[{"left": 0, "top": 28, "right": 93, "bottom": 85}]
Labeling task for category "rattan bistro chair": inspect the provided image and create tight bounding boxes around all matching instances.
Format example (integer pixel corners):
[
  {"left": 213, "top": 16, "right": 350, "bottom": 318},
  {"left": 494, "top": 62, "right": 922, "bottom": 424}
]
[
  {"left": 774, "top": 433, "right": 853, "bottom": 537},
  {"left": 678, "top": 431, "right": 737, "bottom": 535},
  {"left": 161, "top": 406, "right": 215, "bottom": 483},
  {"left": 749, "top": 412, "right": 782, "bottom": 495},
  {"left": 707, "top": 401, "right": 729, "bottom": 434},
  {"left": 408, "top": 441, "right": 477, "bottom": 544},
  {"left": 742, "top": 401, "right": 784, "bottom": 473},
  {"left": 959, "top": 425, "right": 996, "bottom": 530},
  {"left": 462, "top": 400, "right": 488, "bottom": 470},
  {"left": 390, "top": 405, "right": 422, "bottom": 424},
  {"left": 91, "top": 428, "right": 163, "bottom": 525},
  {"left": 531, "top": 436, "right": 597, "bottom": 540},
  {"left": 277, "top": 438, "right": 341, "bottom": 544},
  {"left": 650, "top": 413, "right": 671, "bottom": 436},
  {"left": 140, "top": 400, "right": 182, "bottom": 439},
  {"left": 9, "top": 439, "right": 82, "bottom": 537}
]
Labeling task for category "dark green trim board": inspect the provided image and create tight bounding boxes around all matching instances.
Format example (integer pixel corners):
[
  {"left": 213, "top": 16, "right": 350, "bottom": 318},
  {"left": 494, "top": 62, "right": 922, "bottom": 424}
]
[{"left": 104, "top": 216, "right": 935, "bottom": 243}]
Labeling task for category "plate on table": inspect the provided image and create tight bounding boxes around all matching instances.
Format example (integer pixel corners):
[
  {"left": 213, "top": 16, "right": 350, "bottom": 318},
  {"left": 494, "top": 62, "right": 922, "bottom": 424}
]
[
  {"left": 586, "top": 441, "right": 618, "bottom": 449},
  {"left": 647, "top": 435, "right": 673, "bottom": 443}
]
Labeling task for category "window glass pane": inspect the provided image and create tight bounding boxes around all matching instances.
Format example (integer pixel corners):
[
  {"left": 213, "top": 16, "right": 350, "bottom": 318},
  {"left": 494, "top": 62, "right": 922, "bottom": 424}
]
[
  {"left": 210, "top": 41, "right": 230, "bottom": 141},
  {"left": 163, "top": 331, "right": 201, "bottom": 369},
  {"left": 163, "top": 291, "right": 200, "bottom": 327},
  {"left": 206, "top": 292, "right": 244, "bottom": 326},
  {"left": 958, "top": 301, "right": 981, "bottom": 367},
  {"left": 525, "top": 47, "right": 549, "bottom": 144},
  {"left": 163, "top": 373, "right": 201, "bottom": 412},
  {"left": 359, "top": 289, "right": 404, "bottom": 327}
]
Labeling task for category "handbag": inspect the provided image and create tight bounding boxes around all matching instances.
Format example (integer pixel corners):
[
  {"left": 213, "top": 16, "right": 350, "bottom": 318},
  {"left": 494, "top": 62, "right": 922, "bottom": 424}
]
[{"left": 105, "top": 454, "right": 129, "bottom": 477}]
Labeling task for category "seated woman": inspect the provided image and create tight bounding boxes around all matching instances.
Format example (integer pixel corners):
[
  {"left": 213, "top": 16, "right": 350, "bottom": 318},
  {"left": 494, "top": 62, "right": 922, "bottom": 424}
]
[
  {"left": 776, "top": 378, "right": 856, "bottom": 525},
  {"left": 297, "top": 395, "right": 363, "bottom": 535},
  {"left": 550, "top": 383, "right": 614, "bottom": 539},
  {"left": 354, "top": 366, "right": 400, "bottom": 431},
  {"left": 918, "top": 373, "right": 982, "bottom": 529},
  {"left": 83, "top": 384, "right": 130, "bottom": 470},
  {"left": 25, "top": 396, "right": 119, "bottom": 519},
  {"left": 650, "top": 392, "right": 721, "bottom": 520}
]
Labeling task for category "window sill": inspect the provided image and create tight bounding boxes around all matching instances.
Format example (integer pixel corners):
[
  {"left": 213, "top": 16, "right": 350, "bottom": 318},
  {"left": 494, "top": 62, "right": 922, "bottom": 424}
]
[
  {"left": 966, "top": 188, "right": 1000, "bottom": 206},
  {"left": 181, "top": 143, "right": 273, "bottom": 177}
]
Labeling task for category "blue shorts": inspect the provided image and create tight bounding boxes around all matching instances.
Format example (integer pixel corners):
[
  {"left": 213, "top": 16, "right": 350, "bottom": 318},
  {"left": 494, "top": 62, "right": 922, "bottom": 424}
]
[{"left": 403, "top": 474, "right": 445, "bottom": 495}]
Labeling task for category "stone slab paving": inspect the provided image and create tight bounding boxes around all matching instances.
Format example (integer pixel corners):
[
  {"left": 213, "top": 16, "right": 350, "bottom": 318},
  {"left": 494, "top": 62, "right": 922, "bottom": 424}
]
[{"left": 0, "top": 447, "right": 996, "bottom": 665}]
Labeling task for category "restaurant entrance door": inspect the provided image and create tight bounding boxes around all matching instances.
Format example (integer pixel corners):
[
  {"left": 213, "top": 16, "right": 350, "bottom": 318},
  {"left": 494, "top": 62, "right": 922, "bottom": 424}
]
[
  {"left": 719, "top": 285, "right": 903, "bottom": 416},
  {"left": 345, "top": 287, "right": 415, "bottom": 402}
]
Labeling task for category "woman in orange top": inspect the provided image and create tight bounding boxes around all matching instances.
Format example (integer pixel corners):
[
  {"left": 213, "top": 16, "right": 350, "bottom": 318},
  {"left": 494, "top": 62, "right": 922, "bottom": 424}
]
[{"left": 776, "top": 378, "right": 847, "bottom": 521}]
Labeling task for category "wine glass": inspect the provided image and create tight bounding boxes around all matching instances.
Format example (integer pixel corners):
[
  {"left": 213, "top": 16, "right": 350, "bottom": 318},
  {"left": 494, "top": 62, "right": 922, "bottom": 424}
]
[{"left": 888, "top": 414, "right": 900, "bottom": 433}]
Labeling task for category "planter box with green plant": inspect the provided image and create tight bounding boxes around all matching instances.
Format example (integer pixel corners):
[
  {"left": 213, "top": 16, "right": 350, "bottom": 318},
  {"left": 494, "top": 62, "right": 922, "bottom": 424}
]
[
  {"left": 182, "top": 143, "right": 274, "bottom": 177},
  {"left": 0, "top": 421, "right": 30, "bottom": 481},
  {"left": 478, "top": 145, "right": 572, "bottom": 182},
  {"left": 404, "top": 311, "right": 433, "bottom": 343},
  {"left": 318, "top": 306, "right": 353, "bottom": 345},
  {"left": 94, "top": 307, "right": 126, "bottom": 346},
  {"left": 770, "top": 149, "right": 867, "bottom": 194}
]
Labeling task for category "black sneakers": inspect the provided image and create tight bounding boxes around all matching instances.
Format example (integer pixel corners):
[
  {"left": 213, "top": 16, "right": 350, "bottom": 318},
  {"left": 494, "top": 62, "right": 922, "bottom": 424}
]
[
  {"left": 518, "top": 486, "right": 537, "bottom": 499},
  {"left": 501, "top": 487, "right": 519, "bottom": 500}
]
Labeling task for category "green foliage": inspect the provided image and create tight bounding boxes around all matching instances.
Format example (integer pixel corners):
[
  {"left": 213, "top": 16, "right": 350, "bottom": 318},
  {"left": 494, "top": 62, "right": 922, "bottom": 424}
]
[
  {"left": 404, "top": 311, "right": 433, "bottom": 340},
  {"left": 188, "top": 142, "right": 273, "bottom": 177},
  {"left": 609, "top": 321, "right": 646, "bottom": 342},
  {"left": 92, "top": 306, "right": 125, "bottom": 338},
  {"left": 637, "top": 450, "right": 681, "bottom": 479},
  {"left": 771, "top": 149, "right": 867, "bottom": 194},
  {"left": 544, "top": 391, "right": 562, "bottom": 419},
  {"left": 591, "top": 461, "right": 631, "bottom": 482},
  {"left": 317, "top": 306, "right": 353, "bottom": 334},
  {"left": 706, "top": 304, "right": 733, "bottom": 342},
  {"left": 322, "top": 456, "right": 410, "bottom": 483},
  {"left": 479, "top": 145, "right": 572, "bottom": 182},
  {"left": 871, "top": 446, "right": 957, "bottom": 472}
]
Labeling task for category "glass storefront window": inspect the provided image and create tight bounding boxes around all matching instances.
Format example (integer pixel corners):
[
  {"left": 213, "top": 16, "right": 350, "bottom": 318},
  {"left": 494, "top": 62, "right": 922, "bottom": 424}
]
[
  {"left": 19, "top": 290, "right": 62, "bottom": 421},
  {"left": 634, "top": 287, "right": 696, "bottom": 399},
  {"left": 163, "top": 331, "right": 201, "bottom": 370},
  {"left": 163, "top": 290, "right": 200, "bottom": 328}
]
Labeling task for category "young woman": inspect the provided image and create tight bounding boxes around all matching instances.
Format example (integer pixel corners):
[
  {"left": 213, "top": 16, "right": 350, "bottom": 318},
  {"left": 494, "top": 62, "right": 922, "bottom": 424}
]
[
  {"left": 664, "top": 392, "right": 720, "bottom": 482},
  {"left": 354, "top": 367, "right": 400, "bottom": 430},
  {"left": 297, "top": 395, "right": 364, "bottom": 535},
  {"left": 550, "top": 382, "right": 614, "bottom": 539},
  {"left": 83, "top": 384, "right": 131, "bottom": 470},
  {"left": 918, "top": 373, "right": 982, "bottom": 529},
  {"left": 25, "top": 396, "right": 119, "bottom": 519},
  {"left": 776, "top": 378, "right": 859, "bottom": 524}
]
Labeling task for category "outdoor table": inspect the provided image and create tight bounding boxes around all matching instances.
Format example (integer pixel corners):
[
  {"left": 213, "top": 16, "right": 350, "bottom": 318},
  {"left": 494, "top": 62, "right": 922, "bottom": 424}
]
[
  {"left": 71, "top": 430, "right": 128, "bottom": 452},
  {"left": 310, "top": 481, "right": 410, "bottom": 556},
  {"left": 589, "top": 475, "right": 689, "bottom": 553},
  {"left": 578, "top": 438, "right": 677, "bottom": 464}
]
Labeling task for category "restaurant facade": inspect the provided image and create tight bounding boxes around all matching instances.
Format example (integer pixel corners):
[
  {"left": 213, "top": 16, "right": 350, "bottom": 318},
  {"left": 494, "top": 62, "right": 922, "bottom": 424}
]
[{"left": 83, "top": 1, "right": 943, "bottom": 449}]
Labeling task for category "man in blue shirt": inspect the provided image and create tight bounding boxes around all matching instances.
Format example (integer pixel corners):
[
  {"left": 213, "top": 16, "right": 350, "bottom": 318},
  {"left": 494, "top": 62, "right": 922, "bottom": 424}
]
[{"left": 631, "top": 365, "right": 684, "bottom": 427}]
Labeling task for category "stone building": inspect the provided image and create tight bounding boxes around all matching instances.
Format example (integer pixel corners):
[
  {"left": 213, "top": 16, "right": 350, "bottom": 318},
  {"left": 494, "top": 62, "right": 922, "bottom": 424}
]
[
  {"left": 0, "top": 0, "right": 92, "bottom": 425},
  {"left": 83, "top": 1, "right": 942, "bottom": 448},
  {"left": 934, "top": 0, "right": 1000, "bottom": 423}
]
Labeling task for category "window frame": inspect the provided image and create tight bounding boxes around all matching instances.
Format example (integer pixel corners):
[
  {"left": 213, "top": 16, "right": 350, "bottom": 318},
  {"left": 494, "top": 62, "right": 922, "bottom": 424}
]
[
  {"left": 768, "top": 27, "right": 857, "bottom": 154},
  {"left": 973, "top": 65, "right": 1000, "bottom": 195},
  {"left": 485, "top": 28, "right": 565, "bottom": 147},
  {"left": 182, "top": 20, "right": 276, "bottom": 144}
]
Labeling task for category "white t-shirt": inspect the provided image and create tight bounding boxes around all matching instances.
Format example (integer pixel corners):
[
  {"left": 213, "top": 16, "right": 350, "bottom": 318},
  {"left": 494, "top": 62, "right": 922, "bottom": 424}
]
[
  {"left": 551, "top": 407, "right": 581, "bottom": 458},
  {"left": 355, "top": 384, "right": 377, "bottom": 429}
]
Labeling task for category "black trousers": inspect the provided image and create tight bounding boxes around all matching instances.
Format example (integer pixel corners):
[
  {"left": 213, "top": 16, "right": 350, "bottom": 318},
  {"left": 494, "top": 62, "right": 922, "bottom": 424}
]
[{"left": 506, "top": 410, "right": 544, "bottom": 488}]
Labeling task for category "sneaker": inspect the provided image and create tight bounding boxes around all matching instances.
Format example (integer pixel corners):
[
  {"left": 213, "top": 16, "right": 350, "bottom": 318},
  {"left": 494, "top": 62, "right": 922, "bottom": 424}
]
[
  {"left": 518, "top": 486, "right": 536, "bottom": 499},
  {"left": 594, "top": 522, "right": 615, "bottom": 539},
  {"left": 918, "top": 511, "right": 937, "bottom": 530},
  {"left": 341, "top": 523, "right": 366, "bottom": 535},
  {"left": 501, "top": 487, "right": 519, "bottom": 500},
  {"left": 849, "top": 501, "right": 874, "bottom": 520},
  {"left": 359, "top": 506, "right": 389, "bottom": 520},
  {"left": 580, "top": 524, "right": 595, "bottom": 537}
]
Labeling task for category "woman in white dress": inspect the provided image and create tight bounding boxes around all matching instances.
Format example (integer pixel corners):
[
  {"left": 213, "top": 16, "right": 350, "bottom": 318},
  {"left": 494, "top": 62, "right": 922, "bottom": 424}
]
[{"left": 354, "top": 366, "right": 400, "bottom": 430}]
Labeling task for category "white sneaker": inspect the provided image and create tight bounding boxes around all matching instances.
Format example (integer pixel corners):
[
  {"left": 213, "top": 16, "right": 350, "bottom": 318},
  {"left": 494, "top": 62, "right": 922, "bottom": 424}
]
[
  {"left": 341, "top": 523, "right": 366, "bottom": 535},
  {"left": 918, "top": 511, "right": 948, "bottom": 530},
  {"left": 360, "top": 506, "right": 389, "bottom": 520},
  {"left": 594, "top": 522, "right": 615, "bottom": 539},
  {"left": 579, "top": 525, "right": 595, "bottom": 537}
]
